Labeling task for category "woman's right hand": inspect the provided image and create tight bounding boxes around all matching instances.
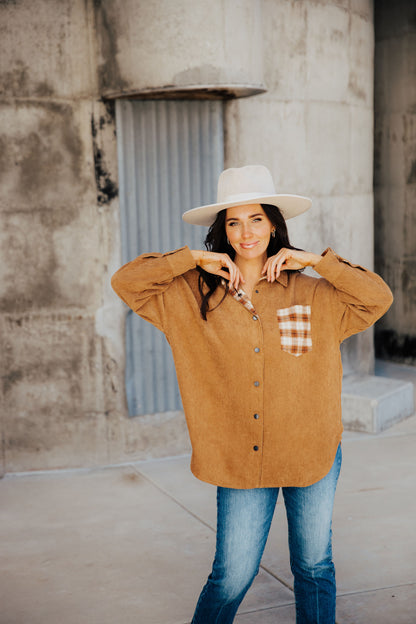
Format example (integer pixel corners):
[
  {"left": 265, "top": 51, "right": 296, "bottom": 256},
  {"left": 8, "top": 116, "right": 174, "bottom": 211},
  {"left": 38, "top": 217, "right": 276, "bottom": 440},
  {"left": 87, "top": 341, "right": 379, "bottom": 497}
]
[{"left": 191, "top": 250, "right": 244, "bottom": 290}]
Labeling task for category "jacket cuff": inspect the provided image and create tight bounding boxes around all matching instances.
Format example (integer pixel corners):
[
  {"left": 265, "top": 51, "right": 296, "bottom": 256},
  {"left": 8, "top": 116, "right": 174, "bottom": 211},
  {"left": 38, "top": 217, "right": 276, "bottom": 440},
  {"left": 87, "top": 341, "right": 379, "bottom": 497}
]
[
  {"left": 165, "top": 246, "right": 196, "bottom": 277},
  {"left": 314, "top": 248, "right": 349, "bottom": 282}
]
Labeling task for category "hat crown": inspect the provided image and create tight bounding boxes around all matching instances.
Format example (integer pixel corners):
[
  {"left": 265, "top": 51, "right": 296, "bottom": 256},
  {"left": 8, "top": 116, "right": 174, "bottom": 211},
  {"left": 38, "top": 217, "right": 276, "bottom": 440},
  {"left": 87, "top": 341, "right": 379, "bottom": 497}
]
[{"left": 217, "top": 165, "right": 276, "bottom": 203}]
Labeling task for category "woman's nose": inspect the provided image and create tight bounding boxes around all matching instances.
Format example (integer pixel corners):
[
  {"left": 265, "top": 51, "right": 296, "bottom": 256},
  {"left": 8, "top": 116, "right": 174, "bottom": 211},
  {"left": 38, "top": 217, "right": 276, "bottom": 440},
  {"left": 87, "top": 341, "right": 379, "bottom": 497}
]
[{"left": 241, "top": 224, "right": 253, "bottom": 238}]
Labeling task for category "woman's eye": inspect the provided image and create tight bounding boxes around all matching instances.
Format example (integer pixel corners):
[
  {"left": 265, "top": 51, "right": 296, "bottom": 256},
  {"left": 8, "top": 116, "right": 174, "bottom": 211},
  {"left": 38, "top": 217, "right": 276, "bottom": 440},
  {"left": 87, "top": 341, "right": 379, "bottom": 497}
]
[
  {"left": 252, "top": 218, "right": 262, "bottom": 223},
  {"left": 228, "top": 222, "right": 238, "bottom": 227}
]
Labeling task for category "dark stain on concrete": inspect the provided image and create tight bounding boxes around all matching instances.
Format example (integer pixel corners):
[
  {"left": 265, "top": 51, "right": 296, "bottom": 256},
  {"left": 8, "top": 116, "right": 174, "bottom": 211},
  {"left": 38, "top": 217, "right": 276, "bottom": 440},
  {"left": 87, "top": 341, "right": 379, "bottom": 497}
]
[
  {"left": 1, "top": 317, "right": 94, "bottom": 405},
  {"left": 0, "top": 211, "right": 60, "bottom": 313},
  {"left": 375, "top": 329, "right": 416, "bottom": 365},
  {"left": 122, "top": 470, "right": 143, "bottom": 484},
  {"left": 94, "top": 0, "right": 129, "bottom": 93},
  {"left": 0, "top": 59, "right": 54, "bottom": 98},
  {"left": 348, "top": 75, "right": 366, "bottom": 101},
  {"left": 407, "top": 159, "right": 416, "bottom": 184},
  {"left": 0, "top": 135, "right": 7, "bottom": 183},
  {"left": 91, "top": 108, "right": 118, "bottom": 205},
  {"left": 39, "top": 205, "right": 79, "bottom": 229},
  {"left": 0, "top": 276, "right": 58, "bottom": 314},
  {"left": 0, "top": 60, "right": 30, "bottom": 96},
  {"left": 402, "top": 268, "right": 410, "bottom": 292},
  {"left": 2, "top": 369, "right": 23, "bottom": 395},
  {"left": 34, "top": 81, "right": 55, "bottom": 97},
  {"left": 2, "top": 102, "right": 85, "bottom": 203}
]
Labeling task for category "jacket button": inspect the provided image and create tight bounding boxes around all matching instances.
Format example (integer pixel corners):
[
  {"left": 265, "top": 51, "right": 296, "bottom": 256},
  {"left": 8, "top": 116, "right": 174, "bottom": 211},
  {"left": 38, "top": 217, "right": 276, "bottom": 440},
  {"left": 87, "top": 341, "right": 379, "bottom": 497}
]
[
  {"left": 253, "top": 445, "right": 259, "bottom": 451},
  {"left": 254, "top": 347, "right": 260, "bottom": 353},
  {"left": 253, "top": 413, "right": 259, "bottom": 420},
  {"left": 252, "top": 315, "right": 258, "bottom": 321},
  {"left": 254, "top": 381, "right": 259, "bottom": 387}
]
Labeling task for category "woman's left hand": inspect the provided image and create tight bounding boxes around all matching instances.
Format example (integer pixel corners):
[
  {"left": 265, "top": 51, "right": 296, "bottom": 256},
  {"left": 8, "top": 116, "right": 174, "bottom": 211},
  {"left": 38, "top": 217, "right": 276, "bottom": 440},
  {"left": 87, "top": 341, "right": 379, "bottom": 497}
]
[{"left": 262, "top": 248, "right": 322, "bottom": 282}]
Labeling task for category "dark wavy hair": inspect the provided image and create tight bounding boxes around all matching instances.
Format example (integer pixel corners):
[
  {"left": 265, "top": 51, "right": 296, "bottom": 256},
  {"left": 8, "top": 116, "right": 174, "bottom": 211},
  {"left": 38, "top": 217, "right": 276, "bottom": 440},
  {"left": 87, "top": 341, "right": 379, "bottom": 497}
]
[{"left": 196, "top": 204, "right": 302, "bottom": 320}]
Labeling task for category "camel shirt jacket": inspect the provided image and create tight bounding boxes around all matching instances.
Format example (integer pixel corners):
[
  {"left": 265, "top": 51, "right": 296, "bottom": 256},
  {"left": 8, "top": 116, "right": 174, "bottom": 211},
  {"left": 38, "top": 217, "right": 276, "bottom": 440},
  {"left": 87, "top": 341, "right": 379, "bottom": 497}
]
[{"left": 111, "top": 246, "right": 393, "bottom": 489}]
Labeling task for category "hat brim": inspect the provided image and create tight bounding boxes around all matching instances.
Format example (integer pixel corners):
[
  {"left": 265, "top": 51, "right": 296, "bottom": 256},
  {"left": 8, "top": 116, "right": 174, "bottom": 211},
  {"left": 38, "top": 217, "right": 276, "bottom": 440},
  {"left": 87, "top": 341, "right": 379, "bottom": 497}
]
[{"left": 182, "top": 194, "right": 312, "bottom": 227}]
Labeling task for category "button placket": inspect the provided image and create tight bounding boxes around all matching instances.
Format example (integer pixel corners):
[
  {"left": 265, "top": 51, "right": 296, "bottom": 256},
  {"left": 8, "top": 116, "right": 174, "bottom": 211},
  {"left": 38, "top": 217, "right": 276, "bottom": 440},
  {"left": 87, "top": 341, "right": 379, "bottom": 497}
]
[{"left": 250, "top": 314, "right": 263, "bottom": 463}]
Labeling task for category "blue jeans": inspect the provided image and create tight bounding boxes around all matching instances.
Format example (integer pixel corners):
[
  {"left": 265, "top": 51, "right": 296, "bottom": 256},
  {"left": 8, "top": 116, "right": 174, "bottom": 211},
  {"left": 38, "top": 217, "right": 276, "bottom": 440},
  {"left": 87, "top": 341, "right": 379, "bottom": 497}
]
[{"left": 192, "top": 444, "right": 342, "bottom": 624}]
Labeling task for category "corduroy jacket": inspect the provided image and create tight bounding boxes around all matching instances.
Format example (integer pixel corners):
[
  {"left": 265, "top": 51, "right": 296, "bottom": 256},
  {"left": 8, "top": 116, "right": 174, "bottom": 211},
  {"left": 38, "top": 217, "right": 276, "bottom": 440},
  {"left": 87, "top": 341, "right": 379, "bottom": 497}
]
[{"left": 111, "top": 246, "right": 393, "bottom": 488}]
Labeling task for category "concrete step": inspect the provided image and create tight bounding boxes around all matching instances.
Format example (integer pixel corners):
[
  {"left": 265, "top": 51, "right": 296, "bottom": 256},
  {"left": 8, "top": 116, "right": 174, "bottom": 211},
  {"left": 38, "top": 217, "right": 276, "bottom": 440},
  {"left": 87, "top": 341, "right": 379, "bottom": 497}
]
[{"left": 341, "top": 373, "right": 414, "bottom": 433}]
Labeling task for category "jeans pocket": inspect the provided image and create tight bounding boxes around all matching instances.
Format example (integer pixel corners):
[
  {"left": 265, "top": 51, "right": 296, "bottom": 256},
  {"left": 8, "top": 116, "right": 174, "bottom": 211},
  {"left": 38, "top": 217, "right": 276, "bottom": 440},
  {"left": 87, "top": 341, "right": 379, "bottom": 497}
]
[{"left": 277, "top": 305, "right": 312, "bottom": 357}]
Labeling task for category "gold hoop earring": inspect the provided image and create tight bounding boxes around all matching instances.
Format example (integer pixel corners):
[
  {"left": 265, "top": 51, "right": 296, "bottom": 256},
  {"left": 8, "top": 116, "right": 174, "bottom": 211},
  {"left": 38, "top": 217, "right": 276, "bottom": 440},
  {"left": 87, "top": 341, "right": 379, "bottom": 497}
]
[{"left": 271, "top": 229, "right": 276, "bottom": 238}]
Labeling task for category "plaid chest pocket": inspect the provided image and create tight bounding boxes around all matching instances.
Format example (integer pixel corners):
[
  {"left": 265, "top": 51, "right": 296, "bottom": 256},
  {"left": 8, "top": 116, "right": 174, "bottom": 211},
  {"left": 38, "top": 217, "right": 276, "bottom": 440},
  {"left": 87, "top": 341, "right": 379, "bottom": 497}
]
[{"left": 276, "top": 305, "right": 312, "bottom": 357}]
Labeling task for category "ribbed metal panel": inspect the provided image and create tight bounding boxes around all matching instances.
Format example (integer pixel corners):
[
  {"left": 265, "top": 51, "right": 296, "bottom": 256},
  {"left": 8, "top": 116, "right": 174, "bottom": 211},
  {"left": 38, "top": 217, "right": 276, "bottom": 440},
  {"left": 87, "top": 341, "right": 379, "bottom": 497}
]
[{"left": 116, "top": 99, "right": 224, "bottom": 416}]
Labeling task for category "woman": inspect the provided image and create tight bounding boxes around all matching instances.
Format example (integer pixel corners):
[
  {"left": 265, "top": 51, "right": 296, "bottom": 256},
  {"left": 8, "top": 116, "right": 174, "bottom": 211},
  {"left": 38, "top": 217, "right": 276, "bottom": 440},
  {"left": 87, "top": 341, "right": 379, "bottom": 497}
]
[{"left": 111, "top": 165, "right": 393, "bottom": 624}]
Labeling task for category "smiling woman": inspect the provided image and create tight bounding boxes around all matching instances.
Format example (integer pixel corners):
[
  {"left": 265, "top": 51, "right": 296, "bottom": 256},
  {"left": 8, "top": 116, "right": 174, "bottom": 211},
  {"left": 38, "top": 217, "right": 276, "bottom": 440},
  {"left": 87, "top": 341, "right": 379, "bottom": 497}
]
[
  {"left": 226, "top": 205, "right": 273, "bottom": 262},
  {"left": 111, "top": 165, "right": 393, "bottom": 624},
  {"left": 191, "top": 199, "right": 317, "bottom": 315}
]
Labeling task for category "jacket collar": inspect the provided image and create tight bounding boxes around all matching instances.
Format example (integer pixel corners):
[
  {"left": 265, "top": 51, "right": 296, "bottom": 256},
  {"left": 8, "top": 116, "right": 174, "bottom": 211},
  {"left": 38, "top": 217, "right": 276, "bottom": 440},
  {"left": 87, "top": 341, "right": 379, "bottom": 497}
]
[
  {"left": 258, "top": 271, "right": 289, "bottom": 287},
  {"left": 220, "top": 270, "right": 289, "bottom": 314}
]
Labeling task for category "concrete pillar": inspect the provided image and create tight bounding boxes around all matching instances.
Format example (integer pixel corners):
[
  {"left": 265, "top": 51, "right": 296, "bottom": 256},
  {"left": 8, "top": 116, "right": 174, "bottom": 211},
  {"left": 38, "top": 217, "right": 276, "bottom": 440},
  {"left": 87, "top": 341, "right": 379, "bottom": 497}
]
[
  {"left": 374, "top": 0, "right": 416, "bottom": 365},
  {"left": 93, "top": 0, "right": 265, "bottom": 98},
  {"left": 0, "top": 0, "right": 121, "bottom": 472}
]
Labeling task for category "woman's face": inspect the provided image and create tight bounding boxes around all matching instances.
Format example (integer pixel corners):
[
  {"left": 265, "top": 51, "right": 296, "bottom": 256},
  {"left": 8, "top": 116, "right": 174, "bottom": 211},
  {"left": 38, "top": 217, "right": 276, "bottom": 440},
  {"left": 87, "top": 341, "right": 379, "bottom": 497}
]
[{"left": 225, "top": 204, "right": 274, "bottom": 262}]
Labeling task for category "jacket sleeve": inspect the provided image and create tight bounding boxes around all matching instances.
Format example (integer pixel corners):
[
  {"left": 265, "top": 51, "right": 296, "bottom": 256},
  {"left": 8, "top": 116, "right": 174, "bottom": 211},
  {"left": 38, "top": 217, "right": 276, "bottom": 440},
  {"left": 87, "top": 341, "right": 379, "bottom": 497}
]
[
  {"left": 314, "top": 248, "right": 393, "bottom": 342},
  {"left": 111, "top": 246, "right": 196, "bottom": 332}
]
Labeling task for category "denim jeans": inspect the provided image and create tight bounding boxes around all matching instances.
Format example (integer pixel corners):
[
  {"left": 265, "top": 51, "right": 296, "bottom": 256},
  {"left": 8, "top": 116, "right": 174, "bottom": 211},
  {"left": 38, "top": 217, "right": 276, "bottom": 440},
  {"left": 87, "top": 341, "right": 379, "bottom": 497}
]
[{"left": 191, "top": 444, "right": 342, "bottom": 624}]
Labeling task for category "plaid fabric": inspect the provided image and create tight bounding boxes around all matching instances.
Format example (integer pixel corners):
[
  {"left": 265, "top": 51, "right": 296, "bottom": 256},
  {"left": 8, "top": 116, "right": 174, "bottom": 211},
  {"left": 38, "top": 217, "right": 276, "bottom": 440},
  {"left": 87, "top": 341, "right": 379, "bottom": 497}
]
[
  {"left": 222, "top": 279, "right": 257, "bottom": 314},
  {"left": 277, "top": 305, "right": 312, "bottom": 356}
]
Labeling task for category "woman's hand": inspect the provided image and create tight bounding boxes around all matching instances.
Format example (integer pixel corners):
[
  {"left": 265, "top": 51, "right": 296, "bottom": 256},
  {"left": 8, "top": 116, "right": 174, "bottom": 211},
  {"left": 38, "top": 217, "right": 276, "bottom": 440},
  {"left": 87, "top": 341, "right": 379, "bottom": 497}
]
[
  {"left": 191, "top": 250, "right": 244, "bottom": 290},
  {"left": 262, "top": 248, "right": 322, "bottom": 282}
]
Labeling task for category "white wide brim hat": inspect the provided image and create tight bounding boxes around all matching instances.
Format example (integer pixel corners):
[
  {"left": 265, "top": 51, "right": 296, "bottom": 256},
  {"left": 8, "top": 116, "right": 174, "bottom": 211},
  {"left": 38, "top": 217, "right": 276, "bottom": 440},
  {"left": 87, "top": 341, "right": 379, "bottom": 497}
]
[{"left": 182, "top": 165, "right": 312, "bottom": 227}]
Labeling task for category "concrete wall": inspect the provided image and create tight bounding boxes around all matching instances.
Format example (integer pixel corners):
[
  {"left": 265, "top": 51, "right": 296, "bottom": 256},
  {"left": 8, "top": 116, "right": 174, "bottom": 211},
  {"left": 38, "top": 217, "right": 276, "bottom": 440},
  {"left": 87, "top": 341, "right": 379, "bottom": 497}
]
[
  {"left": 374, "top": 0, "right": 416, "bottom": 364},
  {"left": 1, "top": 0, "right": 379, "bottom": 474}
]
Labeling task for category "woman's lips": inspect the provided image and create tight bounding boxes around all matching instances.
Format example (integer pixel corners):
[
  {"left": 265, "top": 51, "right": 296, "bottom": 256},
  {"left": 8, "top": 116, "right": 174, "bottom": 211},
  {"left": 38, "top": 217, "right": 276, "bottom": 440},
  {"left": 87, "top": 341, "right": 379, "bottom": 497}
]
[{"left": 239, "top": 241, "right": 259, "bottom": 249}]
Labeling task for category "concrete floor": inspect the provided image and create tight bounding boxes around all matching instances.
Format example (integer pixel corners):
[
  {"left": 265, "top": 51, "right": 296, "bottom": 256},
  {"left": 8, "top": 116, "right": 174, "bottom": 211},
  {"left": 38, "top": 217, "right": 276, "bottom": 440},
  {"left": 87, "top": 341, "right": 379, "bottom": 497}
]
[{"left": 1, "top": 362, "right": 416, "bottom": 624}]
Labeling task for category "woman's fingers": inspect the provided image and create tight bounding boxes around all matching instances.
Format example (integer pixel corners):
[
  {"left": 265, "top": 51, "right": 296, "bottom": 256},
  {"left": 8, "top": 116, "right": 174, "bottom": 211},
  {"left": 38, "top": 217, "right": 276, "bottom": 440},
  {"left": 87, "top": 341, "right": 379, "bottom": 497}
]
[
  {"left": 263, "top": 250, "right": 285, "bottom": 282},
  {"left": 197, "top": 251, "right": 244, "bottom": 289},
  {"left": 221, "top": 255, "right": 244, "bottom": 289},
  {"left": 262, "top": 249, "right": 310, "bottom": 281}
]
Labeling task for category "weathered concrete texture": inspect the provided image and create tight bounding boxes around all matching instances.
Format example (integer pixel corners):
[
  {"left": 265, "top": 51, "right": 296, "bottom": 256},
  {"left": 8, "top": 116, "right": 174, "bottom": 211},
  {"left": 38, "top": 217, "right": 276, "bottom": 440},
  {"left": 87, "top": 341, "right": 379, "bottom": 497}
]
[
  {"left": 0, "top": 101, "right": 109, "bottom": 314},
  {"left": 0, "top": 101, "right": 94, "bottom": 211},
  {"left": 2, "top": 314, "right": 107, "bottom": 471},
  {"left": 374, "top": 1, "right": 416, "bottom": 364},
  {"left": 107, "top": 410, "right": 191, "bottom": 465},
  {"left": 342, "top": 374, "right": 414, "bottom": 432},
  {"left": 226, "top": 100, "right": 373, "bottom": 200},
  {"left": 0, "top": 0, "right": 98, "bottom": 99},
  {"left": 287, "top": 194, "right": 374, "bottom": 266},
  {"left": 260, "top": 0, "right": 373, "bottom": 105},
  {"left": 93, "top": 0, "right": 265, "bottom": 97},
  {"left": 0, "top": 0, "right": 123, "bottom": 473},
  {"left": 0, "top": 207, "right": 104, "bottom": 314}
]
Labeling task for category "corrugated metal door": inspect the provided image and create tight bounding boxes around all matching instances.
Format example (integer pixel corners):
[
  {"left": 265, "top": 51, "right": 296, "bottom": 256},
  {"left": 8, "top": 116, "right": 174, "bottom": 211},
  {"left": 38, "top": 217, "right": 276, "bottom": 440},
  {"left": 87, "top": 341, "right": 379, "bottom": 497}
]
[{"left": 115, "top": 99, "right": 224, "bottom": 416}]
